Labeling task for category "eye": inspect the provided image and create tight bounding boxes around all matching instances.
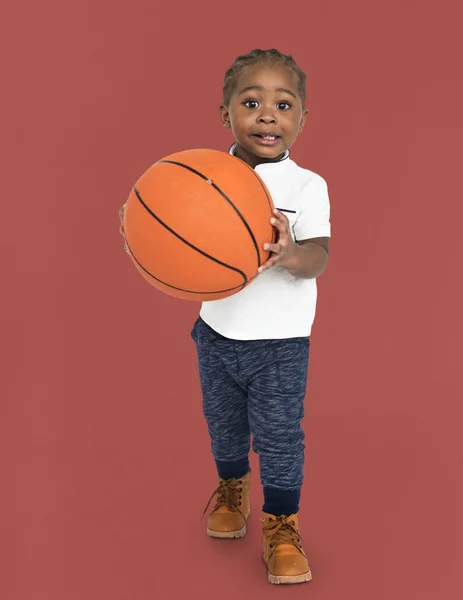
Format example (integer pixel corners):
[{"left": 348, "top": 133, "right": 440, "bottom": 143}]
[
  {"left": 277, "top": 102, "right": 291, "bottom": 110},
  {"left": 244, "top": 100, "right": 259, "bottom": 109}
]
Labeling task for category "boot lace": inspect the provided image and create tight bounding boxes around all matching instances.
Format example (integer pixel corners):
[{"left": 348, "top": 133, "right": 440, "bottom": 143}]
[
  {"left": 262, "top": 515, "right": 303, "bottom": 556},
  {"left": 201, "top": 477, "right": 245, "bottom": 521}
]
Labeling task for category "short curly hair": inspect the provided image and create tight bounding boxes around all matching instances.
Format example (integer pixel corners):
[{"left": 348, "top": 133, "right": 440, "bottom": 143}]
[{"left": 222, "top": 48, "right": 307, "bottom": 106}]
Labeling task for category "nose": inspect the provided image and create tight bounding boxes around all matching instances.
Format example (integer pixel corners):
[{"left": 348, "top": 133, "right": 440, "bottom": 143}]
[{"left": 257, "top": 107, "right": 277, "bottom": 124}]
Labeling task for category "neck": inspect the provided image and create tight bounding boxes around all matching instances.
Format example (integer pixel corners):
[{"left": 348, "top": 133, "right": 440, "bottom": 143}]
[{"left": 233, "top": 143, "right": 286, "bottom": 169}]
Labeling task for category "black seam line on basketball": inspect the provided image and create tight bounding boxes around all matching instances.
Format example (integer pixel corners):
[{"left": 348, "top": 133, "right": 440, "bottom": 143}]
[
  {"left": 158, "top": 160, "right": 262, "bottom": 269},
  {"left": 229, "top": 156, "right": 276, "bottom": 246},
  {"left": 132, "top": 186, "right": 248, "bottom": 285},
  {"left": 125, "top": 240, "right": 249, "bottom": 295},
  {"left": 242, "top": 160, "right": 274, "bottom": 213},
  {"left": 244, "top": 163, "right": 277, "bottom": 243}
]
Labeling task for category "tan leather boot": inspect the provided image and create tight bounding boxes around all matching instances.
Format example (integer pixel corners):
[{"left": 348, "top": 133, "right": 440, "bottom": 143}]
[
  {"left": 261, "top": 512, "right": 312, "bottom": 584},
  {"left": 202, "top": 472, "right": 251, "bottom": 538}
]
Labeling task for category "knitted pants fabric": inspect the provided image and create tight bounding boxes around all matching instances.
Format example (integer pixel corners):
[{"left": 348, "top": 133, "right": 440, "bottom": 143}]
[{"left": 191, "top": 317, "right": 309, "bottom": 490}]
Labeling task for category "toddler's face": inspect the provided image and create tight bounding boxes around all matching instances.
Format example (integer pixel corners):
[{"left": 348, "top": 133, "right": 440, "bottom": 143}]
[{"left": 221, "top": 64, "right": 308, "bottom": 167}]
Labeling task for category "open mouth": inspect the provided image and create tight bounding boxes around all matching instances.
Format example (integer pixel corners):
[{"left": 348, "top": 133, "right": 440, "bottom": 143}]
[{"left": 253, "top": 134, "right": 281, "bottom": 144}]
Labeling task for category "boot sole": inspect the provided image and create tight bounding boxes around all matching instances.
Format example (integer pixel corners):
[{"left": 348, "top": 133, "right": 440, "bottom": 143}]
[
  {"left": 207, "top": 523, "right": 247, "bottom": 538},
  {"left": 263, "top": 556, "right": 312, "bottom": 585}
]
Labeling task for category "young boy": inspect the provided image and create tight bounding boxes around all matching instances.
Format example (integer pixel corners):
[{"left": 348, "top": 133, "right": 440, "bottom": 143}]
[{"left": 121, "top": 49, "right": 331, "bottom": 585}]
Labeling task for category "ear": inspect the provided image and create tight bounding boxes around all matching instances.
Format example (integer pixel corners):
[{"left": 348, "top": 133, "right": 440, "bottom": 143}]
[
  {"left": 220, "top": 104, "right": 231, "bottom": 128},
  {"left": 299, "top": 108, "right": 309, "bottom": 133}
]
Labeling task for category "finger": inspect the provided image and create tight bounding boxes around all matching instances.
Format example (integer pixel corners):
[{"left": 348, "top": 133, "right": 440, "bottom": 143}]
[
  {"left": 270, "top": 215, "right": 290, "bottom": 236},
  {"left": 258, "top": 256, "right": 279, "bottom": 273},
  {"left": 259, "top": 250, "right": 282, "bottom": 269},
  {"left": 273, "top": 209, "right": 290, "bottom": 225},
  {"left": 119, "top": 204, "right": 126, "bottom": 223},
  {"left": 263, "top": 242, "right": 282, "bottom": 253}
]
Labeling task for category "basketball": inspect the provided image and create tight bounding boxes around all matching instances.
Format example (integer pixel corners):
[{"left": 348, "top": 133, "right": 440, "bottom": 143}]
[{"left": 122, "top": 149, "right": 276, "bottom": 301}]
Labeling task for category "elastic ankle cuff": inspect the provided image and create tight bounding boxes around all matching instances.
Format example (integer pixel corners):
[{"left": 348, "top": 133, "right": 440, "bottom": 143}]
[
  {"left": 263, "top": 487, "right": 300, "bottom": 516},
  {"left": 215, "top": 457, "right": 250, "bottom": 480}
]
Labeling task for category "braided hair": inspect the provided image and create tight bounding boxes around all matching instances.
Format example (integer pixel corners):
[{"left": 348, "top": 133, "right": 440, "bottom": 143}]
[{"left": 222, "top": 49, "right": 307, "bottom": 106}]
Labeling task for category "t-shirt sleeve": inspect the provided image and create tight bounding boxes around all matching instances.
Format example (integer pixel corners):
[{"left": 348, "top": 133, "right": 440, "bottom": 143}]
[{"left": 293, "top": 174, "right": 331, "bottom": 241}]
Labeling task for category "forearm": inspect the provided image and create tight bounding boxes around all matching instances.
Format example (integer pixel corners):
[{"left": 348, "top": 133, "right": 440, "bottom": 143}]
[{"left": 283, "top": 242, "right": 329, "bottom": 279}]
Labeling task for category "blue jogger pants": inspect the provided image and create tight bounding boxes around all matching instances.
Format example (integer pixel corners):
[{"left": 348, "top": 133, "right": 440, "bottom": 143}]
[{"left": 191, "top": 317, "right": 310, "bottom": 507}]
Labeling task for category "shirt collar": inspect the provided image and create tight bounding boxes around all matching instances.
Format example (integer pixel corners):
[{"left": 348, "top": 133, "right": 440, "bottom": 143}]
[{"left": 228, "top": 142, "right": 290, "bottom": 164}]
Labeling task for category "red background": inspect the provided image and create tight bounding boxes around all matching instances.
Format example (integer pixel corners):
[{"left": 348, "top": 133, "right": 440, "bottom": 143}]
[{"left": 2, "top": 1, "right": 463, "bottom": 599}]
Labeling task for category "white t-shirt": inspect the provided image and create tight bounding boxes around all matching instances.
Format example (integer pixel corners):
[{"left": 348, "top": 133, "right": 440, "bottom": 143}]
[{"left": 199, "top": 144, "right": 331, "bottom": 340}]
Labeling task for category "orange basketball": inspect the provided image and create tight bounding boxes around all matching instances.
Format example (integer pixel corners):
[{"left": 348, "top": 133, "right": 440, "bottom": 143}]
[{"left": 123, "top": 149, "right": 276, "bottom": 301}]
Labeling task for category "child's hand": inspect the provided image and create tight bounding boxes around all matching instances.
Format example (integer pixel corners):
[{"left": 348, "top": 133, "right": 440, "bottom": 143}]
[
  {"left": 119, "top": 203, "right": 131, "bottom": 255},
  {"left": 258, "top": 209, "right": 297, "bottom": 273},
  {"left": 119, "top": 203, "right": 126, "bottom": 234}
]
